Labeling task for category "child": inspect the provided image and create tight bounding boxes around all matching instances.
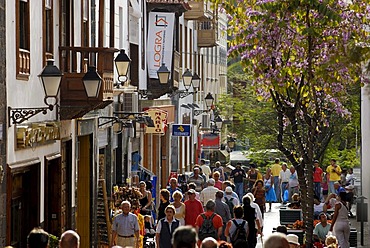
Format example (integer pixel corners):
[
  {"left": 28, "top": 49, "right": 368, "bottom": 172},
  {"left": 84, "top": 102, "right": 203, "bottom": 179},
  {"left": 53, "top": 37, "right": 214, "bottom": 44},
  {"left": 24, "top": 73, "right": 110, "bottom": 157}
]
[
  {"left": 321, "top": 173, "right": 329, "bottom": 202},
  {"left": 144, "top": 215, "right": 155, "bottom": 237}
]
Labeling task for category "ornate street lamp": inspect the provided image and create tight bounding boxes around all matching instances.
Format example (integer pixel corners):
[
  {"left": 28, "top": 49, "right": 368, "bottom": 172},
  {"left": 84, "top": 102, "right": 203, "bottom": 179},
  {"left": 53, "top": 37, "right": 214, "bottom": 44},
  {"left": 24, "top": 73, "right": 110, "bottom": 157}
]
[
  {"left": 214, "top": 115, "right": 223, "bottom": 130},
  {"left": 8, "top": 59, "right": 63, "bottom": 125},
  {"left": 204, "top": 92, "right": 214, "bottom": 109},
  {"left": 192, "top": 72, "right": 201, "bottom": 91},
  {"left": 82, "top": 66, "right": 102, "bottom": 98},
  {"left": 157, "top": 63, "right": 170, "bottom": 84},
  {"left": 114, "top": 49, "right": 131, "bottom": 84},
  {"left": 182, "top": 68, "right": 193, "bottom": 91}
]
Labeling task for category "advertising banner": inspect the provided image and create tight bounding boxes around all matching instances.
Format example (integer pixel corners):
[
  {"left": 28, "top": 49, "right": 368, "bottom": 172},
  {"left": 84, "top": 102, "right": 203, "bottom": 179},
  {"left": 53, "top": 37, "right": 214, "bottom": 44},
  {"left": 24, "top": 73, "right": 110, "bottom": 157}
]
[{"left": 147, "top": 12, "right": 175, "bottom": 79}]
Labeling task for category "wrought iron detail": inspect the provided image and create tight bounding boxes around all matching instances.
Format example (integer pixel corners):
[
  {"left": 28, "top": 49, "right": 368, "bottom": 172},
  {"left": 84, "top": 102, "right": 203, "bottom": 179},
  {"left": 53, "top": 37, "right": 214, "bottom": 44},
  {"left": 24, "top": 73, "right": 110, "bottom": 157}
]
[
  {"left": 168, "top": 90, "right": 194, "bottom": 98},
  {"left": 8, "top": 105, "right": 54, "bottom": 126},
  {"left": 193, "top": 109, "right": 208, "bottom": 116}
]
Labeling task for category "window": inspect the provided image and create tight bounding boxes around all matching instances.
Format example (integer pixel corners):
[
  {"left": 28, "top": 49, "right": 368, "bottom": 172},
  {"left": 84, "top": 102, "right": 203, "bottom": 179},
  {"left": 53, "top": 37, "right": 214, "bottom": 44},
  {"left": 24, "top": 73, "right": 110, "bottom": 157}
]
[
  {"left": 82, "top": 0, "right": 89, "bottom": 47},
  {"left": 44, "top": 0, "right": 54, "bottom": 63},
  {"left": 16, "top": 0, "right": 30, "bottom": 79}
]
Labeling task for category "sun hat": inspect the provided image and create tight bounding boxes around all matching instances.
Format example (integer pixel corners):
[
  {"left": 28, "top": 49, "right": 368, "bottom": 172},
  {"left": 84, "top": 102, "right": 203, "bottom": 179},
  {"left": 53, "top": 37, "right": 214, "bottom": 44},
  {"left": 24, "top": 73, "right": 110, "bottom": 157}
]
[{"left": 287, "top": 234, "right": 300, "bottom": 245}]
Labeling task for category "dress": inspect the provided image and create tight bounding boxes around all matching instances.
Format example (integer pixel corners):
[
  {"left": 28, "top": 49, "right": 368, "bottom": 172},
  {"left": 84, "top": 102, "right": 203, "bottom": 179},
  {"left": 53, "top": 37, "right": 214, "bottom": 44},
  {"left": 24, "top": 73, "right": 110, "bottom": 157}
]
[
  {"left": 264, "top": 177, "right": 277, "bottom": 202},
  {"left": 333, "top": 202, "right": 350, "bottom": 248}
]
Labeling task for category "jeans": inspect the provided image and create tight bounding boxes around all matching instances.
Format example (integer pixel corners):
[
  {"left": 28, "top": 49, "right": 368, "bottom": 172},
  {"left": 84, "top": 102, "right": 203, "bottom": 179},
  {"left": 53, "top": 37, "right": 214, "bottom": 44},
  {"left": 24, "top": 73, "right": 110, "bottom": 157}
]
[
  {"left": 273, "top": 176, "right": 280, "bottom": 202},
  {"left": 329, "top": 181, "right": 335, "bottom": 194},
  {"left": 314, "top": 182, "right": 321, "bottom": 199},
  {"left": 235, "top": 182, "right": 244, "bottom": 202}
]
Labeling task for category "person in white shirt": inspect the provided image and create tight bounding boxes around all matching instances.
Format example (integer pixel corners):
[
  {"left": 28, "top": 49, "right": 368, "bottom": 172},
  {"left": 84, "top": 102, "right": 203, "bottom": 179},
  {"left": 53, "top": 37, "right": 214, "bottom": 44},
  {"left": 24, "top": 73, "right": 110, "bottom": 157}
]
[
  {"left": 279, "top": 163, "right": 291, "bottom": 204},
  {"left": 200, "top": 159, "right": 212, "bottom": 181},
  {"left": 200, "top": 179, "right": 219, "bottom": 206},
  {"left": 223, "top": 186, "right": 240, "bottom": 206}
]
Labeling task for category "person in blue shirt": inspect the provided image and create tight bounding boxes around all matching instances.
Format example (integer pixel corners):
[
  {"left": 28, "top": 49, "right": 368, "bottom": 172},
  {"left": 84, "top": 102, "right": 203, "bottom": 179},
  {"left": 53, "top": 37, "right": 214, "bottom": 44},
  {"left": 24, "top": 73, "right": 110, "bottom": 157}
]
[
  {"left": 334, "top": 181, "right": 345, "bottom": 195},
  {"left": 167, "top": 177, "right": 182, "bottom": 202}
]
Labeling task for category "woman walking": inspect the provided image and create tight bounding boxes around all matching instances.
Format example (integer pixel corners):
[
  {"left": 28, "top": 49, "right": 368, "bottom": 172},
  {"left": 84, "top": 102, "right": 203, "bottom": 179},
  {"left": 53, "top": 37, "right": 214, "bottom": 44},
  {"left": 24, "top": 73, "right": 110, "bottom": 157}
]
[
  {"left": 329, "top": 191, "right": 350, "bottom": 248},
  {"left": 264, "top": 168, "right": 277, "bottom": 212},
  {"left": 252, "top": 180, "right": 266, "bottom": 218},
  {"left": 139, "top": 181, "right": 153, "bottom": 215},
  {"left": 171, "top": 191, "right": 186, "bottom": 225}
]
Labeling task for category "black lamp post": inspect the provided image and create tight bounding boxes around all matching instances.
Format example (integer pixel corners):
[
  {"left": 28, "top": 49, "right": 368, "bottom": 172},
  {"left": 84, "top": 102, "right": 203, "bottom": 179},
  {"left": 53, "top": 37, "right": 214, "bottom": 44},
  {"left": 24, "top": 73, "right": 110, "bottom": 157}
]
[
  {"left": 82, "top": 66, "right": 102, "bottom": 98},
  {"left": 192, "top": 72, "right": 201, "bottom": 91},
  {"left": 157, "top": 63, "right": 170, "bottom": 84},
  {"left": 205, "top": 92, "right": 214, "bottom": 109},
  {"left": 8, "top": 60, "right": 63, "bottom": 125},
  {"left": 182, "top": 68, "right": 193, "bottom": 91},
  {"left": 214, "top": 115, "right": 223, "bottom": 130},
  {"left": 114, "top": 49, "right": 131, "bottom": 84},
  {"left": 227, "top": 137, "right": 236, "bottom": 151},
  {"left": 39, "top": 59, "right": 64, "bottom": 104}
]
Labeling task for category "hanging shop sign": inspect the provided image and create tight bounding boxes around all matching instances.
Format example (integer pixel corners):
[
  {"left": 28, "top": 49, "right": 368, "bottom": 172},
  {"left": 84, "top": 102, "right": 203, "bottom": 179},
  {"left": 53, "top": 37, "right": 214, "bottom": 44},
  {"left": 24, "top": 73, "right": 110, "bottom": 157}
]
[
  {"left": 200, "top": 132, "right": 220, "bottom": 150},
  {"left": 147, "top": 12, "right": 175, "bottom": 79},
  {"left": 145, "top": 109, "right": 168, "bottom": 134},
  {"left": 16, "top": 121, "right": 60, "bottom": 149},
  {"left": 172, "top": 124, "right": 191, "bottom": 137}
]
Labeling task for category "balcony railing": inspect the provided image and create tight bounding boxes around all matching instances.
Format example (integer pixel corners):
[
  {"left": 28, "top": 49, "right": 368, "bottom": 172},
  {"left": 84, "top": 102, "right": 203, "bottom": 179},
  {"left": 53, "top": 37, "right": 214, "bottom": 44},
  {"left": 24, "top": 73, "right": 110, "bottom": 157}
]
[
  {"left": 17, "top": 49, "right": 30, "bottom": 78},
  {"left": 197, "top": 20, "right": 217, "bottom": 47}
]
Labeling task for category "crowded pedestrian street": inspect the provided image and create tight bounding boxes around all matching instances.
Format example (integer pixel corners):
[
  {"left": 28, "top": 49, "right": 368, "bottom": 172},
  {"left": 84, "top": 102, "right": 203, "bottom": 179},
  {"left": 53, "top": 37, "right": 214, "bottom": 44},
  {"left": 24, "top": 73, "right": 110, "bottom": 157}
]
[{"left": 1, "top": 0, "right": 370, "bottom": 247}]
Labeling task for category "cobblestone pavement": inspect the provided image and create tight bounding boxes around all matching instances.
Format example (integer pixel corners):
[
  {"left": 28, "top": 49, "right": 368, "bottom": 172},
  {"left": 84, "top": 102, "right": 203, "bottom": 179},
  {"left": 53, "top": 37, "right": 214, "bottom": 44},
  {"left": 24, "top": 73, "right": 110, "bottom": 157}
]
[{"left": 256, "top": 203, "right": 369, "bottom": 248}]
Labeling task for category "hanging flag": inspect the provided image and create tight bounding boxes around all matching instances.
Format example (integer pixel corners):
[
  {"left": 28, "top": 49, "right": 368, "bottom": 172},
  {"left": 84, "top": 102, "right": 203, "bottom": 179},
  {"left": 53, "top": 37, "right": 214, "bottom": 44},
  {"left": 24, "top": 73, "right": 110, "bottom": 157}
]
[{"left": 147, "top": 12, "right": 175, "bottom": 79}]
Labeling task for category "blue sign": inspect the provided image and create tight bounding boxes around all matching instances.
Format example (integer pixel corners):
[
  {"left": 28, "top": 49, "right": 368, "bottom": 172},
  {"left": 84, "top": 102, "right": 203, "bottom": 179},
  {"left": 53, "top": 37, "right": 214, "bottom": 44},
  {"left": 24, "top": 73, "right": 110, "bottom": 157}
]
[{"left": 172, "top": 124, "right": 191, "bottom": 136}]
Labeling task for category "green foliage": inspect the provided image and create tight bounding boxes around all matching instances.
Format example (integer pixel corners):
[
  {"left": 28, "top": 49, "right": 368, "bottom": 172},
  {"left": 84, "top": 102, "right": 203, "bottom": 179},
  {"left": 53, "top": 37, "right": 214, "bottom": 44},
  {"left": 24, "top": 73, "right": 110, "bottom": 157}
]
[
  {"left": 218, "top": 61, "right": 278, "bottom": 150},
  {"left": 49, "top": 234, "right": 59, "bottom": 248}
]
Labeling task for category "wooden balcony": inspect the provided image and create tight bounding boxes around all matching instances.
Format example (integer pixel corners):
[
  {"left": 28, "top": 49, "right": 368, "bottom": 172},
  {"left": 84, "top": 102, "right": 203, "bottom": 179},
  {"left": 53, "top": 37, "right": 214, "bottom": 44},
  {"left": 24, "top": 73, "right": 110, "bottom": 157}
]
[
  {"left": 197, "top": 20, "right": 217, "bottom": 47},
  {"left": 184, "top": 1, "right": 214, "bottom": 20},
  {"left": 58, "top": 47, "right": 118, "bottom": 120}
]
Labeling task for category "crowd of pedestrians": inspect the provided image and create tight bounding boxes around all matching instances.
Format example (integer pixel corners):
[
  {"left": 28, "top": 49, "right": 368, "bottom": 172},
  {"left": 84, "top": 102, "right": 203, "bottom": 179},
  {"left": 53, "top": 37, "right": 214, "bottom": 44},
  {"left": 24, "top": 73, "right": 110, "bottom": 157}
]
[{"left": 21, "top": 158, "right": 356, "bottom": 248}]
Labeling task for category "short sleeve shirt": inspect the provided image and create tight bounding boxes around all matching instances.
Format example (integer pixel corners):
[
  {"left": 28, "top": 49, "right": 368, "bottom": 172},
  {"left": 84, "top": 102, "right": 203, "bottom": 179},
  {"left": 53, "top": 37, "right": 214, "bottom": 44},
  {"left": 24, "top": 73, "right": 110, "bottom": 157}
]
[
  {"left": 313, "top": 167, "right": 323, "bottom": 183},
  {"left": 112, "top": 212, "right": 140, "bottom": 236},
  {"left": 313, "top": 223, "right": 331, "bottom": 241},
  {"left": 326, "top": 165, "right": 342, "bottom": 181},
  {"left": 271, "top": 163, "right": 282, "bottom": 177},
  {"left": 195, "top": 211, "right": 223, "bottom": 230}
]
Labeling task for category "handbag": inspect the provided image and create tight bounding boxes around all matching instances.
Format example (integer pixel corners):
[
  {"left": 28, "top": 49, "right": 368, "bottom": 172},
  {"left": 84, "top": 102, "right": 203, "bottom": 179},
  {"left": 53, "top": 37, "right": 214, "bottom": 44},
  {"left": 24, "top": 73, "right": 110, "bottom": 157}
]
[{"left": 283, "top": 189, "right": 289, "bottom": 202}]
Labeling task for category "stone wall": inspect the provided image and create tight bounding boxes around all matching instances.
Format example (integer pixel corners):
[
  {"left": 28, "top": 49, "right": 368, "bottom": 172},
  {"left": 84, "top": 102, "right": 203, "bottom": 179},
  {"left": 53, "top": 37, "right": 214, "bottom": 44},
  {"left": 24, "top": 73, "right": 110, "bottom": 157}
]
[{"left": 0, "top": 0, "right": 6, "bottom": 246}]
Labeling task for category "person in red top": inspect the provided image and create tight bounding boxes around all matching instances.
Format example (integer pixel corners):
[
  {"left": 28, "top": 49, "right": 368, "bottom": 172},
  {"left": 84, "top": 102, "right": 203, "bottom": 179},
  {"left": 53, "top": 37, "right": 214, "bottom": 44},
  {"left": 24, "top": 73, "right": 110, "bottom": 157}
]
[
  {"left": 184, "top": 189, "right": 204, "bottom": 226},
  {"left": 195, "top": 200, "right": 223, "bottom": 246},
  {"left": 313, "top": 160, "right": 323, "bottom": 200}
]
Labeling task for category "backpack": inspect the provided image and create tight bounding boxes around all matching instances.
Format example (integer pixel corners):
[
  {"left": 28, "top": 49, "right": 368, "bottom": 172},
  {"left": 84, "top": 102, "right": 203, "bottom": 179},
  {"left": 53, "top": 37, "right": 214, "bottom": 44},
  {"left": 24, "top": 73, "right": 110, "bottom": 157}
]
[
  {"left": 224, "top": 197, "right": 235, "bottom": 218},
  {"left": 231, "top": 220, "right": 247, "bottom": 244},
  {"left": 198, "top": 213, "right": 218, "bottom": 240}
]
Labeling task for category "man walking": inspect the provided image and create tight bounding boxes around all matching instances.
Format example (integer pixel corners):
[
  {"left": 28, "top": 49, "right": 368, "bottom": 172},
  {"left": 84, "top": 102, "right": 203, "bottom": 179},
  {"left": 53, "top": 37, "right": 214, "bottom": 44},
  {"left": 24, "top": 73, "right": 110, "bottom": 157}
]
[
  {"left": 279, "top": 163, "right": 290, "bottom": 204},
  {"left": 185, "top": 189, "right": 204, "bottom": 226},
  {"left": 188, "top": 166, "right": 205, "bottom": 192},
  {"left": 287, "top": 166, "right": 299, "bottom": 202},
  {"left": 167, "top": 177, "right": 182, "bottom": 202},
  {"left": 200, "top": 179, "right": 219, "bottom": 206},
  {"left": 271, "top": 158, "right": 282, "bottom": 202},
  {"left": 326, "top": 159, "right": 341, "bottom": 194},
  {"left": 313, "top": 160, "right": 323, "bottom": 199},
  {"left": 230, "top": 163, "right": 246, "bottom": 202},
  {"left": 215, "top": 191, "right": 231, "bottom": 240},
  {"left": 111, "top": 201, "right": 140, "bottom": 248},
  {"left": 195, "top": 200, "right": 223, "bottom": 244}
]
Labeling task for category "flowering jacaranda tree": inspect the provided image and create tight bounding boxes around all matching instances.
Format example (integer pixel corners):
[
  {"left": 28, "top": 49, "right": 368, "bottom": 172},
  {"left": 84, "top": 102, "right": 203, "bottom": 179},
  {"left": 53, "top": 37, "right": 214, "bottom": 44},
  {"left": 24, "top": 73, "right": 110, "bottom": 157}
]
[{"left": 210, "top": 0, "right": 370, "bottom": 245}]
